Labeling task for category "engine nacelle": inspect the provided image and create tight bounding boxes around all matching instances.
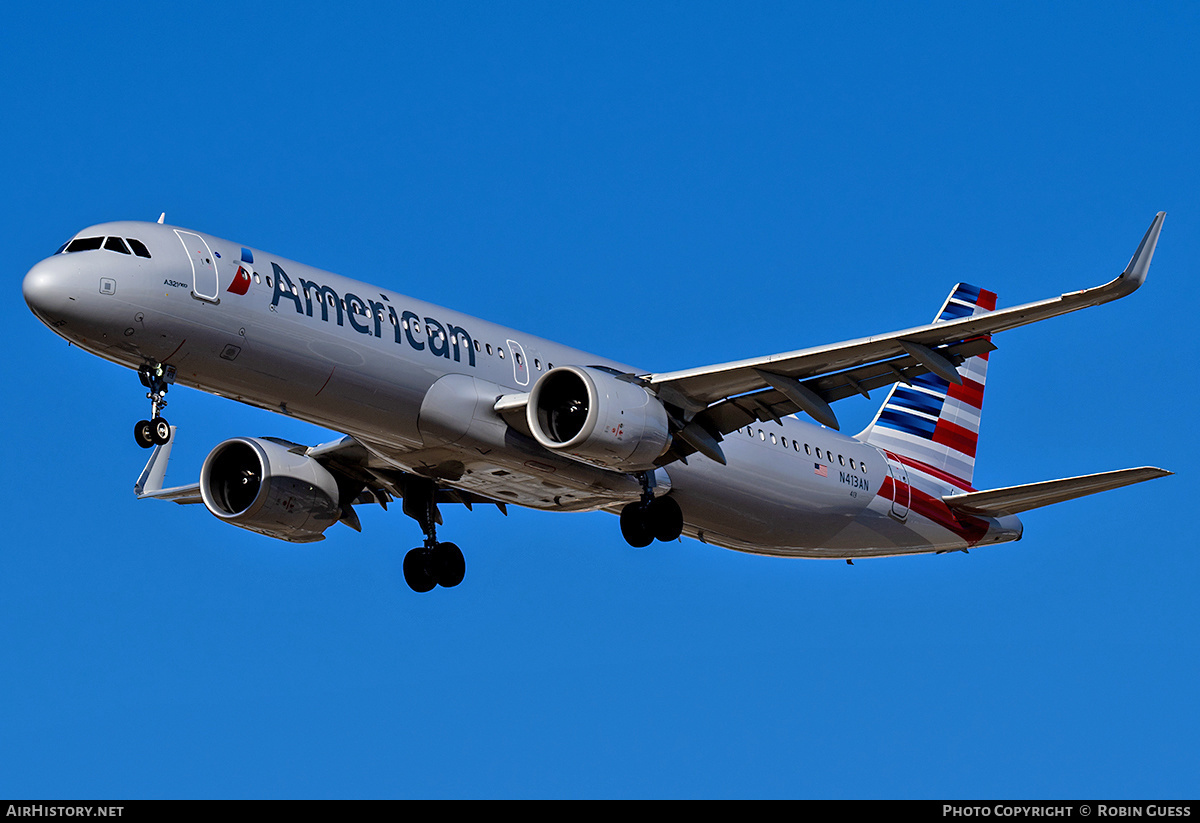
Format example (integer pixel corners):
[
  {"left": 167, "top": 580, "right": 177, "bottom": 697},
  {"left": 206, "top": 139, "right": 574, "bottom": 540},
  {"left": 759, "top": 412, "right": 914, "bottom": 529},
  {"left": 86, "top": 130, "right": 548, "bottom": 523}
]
[
  {"left": 526, "top": 366, "right": 670, "bottom": 471},
  {"left": 199, "top": 437, "right": 343, "bottom": 543}
]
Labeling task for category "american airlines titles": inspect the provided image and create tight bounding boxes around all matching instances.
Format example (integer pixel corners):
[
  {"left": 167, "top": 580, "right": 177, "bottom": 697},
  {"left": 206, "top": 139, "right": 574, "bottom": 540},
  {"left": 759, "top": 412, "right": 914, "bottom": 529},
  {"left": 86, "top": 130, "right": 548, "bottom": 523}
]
[{"left": 270, "top": 262, "right": 477, "bottom": 367}]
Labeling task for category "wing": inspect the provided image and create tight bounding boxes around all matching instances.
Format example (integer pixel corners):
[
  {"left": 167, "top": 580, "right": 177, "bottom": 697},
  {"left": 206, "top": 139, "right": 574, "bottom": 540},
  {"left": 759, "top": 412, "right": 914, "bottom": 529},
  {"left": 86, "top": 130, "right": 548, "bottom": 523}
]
[
  {"left": 134, "top": 428, "right": 510, "bottom": 527},
  {"left": 643, "top": 213, "right": 1165, "bottom": 463}
]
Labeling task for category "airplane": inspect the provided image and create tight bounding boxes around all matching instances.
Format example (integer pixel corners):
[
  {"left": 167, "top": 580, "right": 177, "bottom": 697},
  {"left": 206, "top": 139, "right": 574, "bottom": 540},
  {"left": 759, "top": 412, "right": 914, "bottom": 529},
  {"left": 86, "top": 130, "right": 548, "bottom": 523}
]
[{"left": 22, "top": 212, "right": 1171, "bottom": 592}]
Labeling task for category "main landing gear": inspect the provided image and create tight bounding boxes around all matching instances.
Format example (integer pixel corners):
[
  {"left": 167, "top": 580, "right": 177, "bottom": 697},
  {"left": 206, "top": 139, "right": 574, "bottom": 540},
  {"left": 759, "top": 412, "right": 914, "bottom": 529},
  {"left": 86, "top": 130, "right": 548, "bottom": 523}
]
[
  {"left": 400, "top": 477, "right": 466, "bottom": 593},
  {"left": 133, "top": 363, "right": 175, "bottom": 449},
  {"left": 620, "top": 472, "right": 684, "bottom": 548}
]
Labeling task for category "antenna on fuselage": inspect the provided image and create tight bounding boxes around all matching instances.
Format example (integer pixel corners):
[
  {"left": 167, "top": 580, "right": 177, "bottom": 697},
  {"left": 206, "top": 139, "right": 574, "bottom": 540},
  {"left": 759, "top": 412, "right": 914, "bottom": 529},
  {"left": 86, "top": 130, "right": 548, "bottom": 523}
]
[{"left": 157, "top": 213, "right": 165, "bottom": 224}]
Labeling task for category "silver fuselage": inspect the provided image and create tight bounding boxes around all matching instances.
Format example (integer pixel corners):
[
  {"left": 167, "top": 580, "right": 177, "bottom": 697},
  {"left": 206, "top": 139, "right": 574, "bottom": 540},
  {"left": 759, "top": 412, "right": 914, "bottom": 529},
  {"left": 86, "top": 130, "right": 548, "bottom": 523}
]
[{"left": 23, "top": 220, "right": 1022, "bottom": 557}]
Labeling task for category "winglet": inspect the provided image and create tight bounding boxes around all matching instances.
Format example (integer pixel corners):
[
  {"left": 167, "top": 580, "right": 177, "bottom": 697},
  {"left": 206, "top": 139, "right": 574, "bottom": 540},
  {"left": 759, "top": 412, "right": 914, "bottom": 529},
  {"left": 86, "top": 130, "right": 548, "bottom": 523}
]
[
  {"left": 1109, "top": 211, "right": 1165, "bottom": 301},
  {"left": 134, "top": 427, "right": 203, "bottom": 504},
  {"left": 135, "top": 426, "right": 177, "bottom": 496}
]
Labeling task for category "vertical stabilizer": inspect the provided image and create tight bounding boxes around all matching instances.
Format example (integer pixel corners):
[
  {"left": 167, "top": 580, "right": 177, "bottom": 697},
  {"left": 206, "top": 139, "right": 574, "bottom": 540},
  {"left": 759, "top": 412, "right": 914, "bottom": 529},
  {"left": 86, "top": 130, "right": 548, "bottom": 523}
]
[{"left": 859, "top": 284, "right": 996, "bottom": 488}]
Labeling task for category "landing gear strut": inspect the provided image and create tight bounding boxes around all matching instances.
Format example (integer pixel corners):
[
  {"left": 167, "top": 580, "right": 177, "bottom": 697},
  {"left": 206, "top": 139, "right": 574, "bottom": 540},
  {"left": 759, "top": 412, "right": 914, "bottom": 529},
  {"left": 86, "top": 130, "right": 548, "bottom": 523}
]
[
  {"left": 620, "top": 472, "right": 684, "bottom": 548},
  {"left": 134, "top": 363, "right": 175, "bottom": 449},
  {"left": 400, "top": 477, "right": 466, "bottom": 593}
]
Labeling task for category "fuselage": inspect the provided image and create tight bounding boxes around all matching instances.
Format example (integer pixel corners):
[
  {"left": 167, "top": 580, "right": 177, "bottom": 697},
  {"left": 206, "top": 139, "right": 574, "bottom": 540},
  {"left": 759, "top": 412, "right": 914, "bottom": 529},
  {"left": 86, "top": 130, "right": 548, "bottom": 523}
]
[{"left": 22, "top": 220, "right": 1023, "bottom": 557}]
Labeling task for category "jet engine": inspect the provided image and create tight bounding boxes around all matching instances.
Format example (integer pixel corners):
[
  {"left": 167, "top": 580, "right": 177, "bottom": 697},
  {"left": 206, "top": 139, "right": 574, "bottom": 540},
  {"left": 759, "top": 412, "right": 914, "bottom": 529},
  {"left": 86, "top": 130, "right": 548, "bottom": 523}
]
[
  {"left": 199, "top": 437, "right": 343, "bottom": 543},
  {"left": 526, "top": 366, "right": 671, "bottom": 471}
]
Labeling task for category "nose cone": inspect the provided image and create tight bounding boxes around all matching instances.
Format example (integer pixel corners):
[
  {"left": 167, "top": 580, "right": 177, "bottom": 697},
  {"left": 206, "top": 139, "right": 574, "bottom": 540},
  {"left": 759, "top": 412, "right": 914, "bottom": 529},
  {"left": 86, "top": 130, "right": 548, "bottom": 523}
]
[{"left": 23, "top": 257, "right": 72, "bottom": 322}]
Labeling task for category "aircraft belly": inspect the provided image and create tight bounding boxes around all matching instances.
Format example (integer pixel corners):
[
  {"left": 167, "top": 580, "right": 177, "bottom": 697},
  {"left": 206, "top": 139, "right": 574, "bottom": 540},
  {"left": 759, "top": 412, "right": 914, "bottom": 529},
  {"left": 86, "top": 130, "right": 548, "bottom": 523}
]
[{"left": 405, "top": 448, "right": 643, "bottom": 513}]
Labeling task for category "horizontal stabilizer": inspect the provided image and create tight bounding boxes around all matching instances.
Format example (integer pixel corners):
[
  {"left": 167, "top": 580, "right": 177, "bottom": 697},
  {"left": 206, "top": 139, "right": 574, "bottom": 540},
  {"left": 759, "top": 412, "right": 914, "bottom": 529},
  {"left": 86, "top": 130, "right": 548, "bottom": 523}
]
[{"left": 943, "top": 467, "right": 1171, "bottom": 517}]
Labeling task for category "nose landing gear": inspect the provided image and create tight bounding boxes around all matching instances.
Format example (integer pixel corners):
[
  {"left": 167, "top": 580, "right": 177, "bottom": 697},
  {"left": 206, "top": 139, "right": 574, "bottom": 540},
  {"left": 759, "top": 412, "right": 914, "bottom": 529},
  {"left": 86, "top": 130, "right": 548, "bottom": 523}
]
[{"left": 134, "top": 363, "right": 175, "bottom": 449}]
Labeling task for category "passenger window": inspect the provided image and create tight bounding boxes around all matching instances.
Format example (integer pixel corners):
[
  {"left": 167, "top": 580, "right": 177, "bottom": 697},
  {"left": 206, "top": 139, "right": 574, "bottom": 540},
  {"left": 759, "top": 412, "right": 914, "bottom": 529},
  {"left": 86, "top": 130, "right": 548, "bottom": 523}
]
[
  {"left": 65, "top": 237, "right": 104, "bottom": 252},
  {"left": 770, "top": 433, "right": 776, "bottom": 445},
  {"left": 127, "top": 238, "right": 152, "bottom": 258},
  {"left": 804, "top": 444, "right": 811, "bottom": 455},
  {"left": 839, "top": 455, "right": 845, "bottom": 466}
]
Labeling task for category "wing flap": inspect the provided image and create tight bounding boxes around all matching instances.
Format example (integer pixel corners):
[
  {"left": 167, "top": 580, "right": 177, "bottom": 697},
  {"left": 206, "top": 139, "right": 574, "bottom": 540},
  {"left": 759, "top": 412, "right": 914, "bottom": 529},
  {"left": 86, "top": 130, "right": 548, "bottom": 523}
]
[
  {"left": 678, "top": 335, "right": 997, "bottom": 441},
  {"left": 942, "top": 467, "right": 1172, "bottom": 517}
]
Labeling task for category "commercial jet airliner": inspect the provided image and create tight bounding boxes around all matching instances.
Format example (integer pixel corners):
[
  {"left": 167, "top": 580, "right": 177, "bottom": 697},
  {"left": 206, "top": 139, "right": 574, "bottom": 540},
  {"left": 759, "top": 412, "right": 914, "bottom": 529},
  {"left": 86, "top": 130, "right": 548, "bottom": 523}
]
[{"left": 22, "top": 213, "right": 1171, "bottom": 591}]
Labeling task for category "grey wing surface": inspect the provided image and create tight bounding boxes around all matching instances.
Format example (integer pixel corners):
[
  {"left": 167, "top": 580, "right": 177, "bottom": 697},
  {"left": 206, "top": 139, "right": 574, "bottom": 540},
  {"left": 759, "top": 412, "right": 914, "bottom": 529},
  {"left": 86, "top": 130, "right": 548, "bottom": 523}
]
[{"left": 643, "top": 213, "right": 1164, "bottom": 462}]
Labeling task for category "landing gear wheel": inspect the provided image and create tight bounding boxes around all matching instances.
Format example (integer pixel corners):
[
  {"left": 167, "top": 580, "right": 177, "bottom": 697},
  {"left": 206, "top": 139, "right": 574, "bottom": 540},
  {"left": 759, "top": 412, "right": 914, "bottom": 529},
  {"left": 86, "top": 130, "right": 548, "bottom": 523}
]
[
  {"left": 621, "top": 494, "right": 684, "bottom": 547},
  {"left": 134, "top": 420, "right": 155, "bottom": 449},
  {"left": 647, "top": 496, "right": 684, "bottom": 542},
  {"left": 135, "top": 363, "right": 175, "bottom": 449},
  {"left": 431, "top": 542, "right": 466, "bottom": 588},
  {"left": 403, "top": 548, "right": 436, "bottom": 593},
  {"left": 620, "top": 502, "right": 654, "bottom": 548},
  {"left": 151, "top": 418, "right": 171, "bottom": 445}
]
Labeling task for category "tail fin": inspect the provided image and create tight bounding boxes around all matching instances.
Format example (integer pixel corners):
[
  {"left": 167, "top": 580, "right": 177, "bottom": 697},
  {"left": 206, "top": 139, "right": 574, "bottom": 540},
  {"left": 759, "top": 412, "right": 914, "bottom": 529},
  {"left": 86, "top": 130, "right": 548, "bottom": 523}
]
[{"left": 859, "top": 283, "right": 996, "bottom": 488}]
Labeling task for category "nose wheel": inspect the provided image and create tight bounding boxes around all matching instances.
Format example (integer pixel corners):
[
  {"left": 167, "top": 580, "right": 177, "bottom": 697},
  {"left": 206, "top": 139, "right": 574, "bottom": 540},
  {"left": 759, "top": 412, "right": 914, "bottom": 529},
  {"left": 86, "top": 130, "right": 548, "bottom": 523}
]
[
  {"left": 134, "top": 363, "right": 175, "bottom": 449},
  {"left": 134, "top": 417, "right": 172, "bottom": 449}
]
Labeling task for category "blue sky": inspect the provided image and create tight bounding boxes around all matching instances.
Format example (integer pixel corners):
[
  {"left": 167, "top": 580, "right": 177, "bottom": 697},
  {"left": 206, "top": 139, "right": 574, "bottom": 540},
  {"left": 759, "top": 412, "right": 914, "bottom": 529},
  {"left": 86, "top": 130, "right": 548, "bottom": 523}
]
[{"left": 2, "top": 2, "right": 1197, "bottom": 799}]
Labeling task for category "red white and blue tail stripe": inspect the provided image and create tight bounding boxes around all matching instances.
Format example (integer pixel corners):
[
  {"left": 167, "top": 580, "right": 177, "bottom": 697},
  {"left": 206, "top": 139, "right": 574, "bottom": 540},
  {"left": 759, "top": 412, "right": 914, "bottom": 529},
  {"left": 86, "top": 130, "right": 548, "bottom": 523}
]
[{"left": 859, "top": 283, "right": 996, "bottom": 488}]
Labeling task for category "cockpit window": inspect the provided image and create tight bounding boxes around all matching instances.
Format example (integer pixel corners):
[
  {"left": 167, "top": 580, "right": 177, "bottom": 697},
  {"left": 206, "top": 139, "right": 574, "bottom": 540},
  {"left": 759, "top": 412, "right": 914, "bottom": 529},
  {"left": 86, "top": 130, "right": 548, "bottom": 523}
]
[
  {"left": 65, "top": 237, "right": 104, "bottom": 252},
  {"left": 104, "top": 237, "right": 131, "bottom": 255},
  {"left": 61, "top": 235, "right": 153, "bottom": 257}
]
